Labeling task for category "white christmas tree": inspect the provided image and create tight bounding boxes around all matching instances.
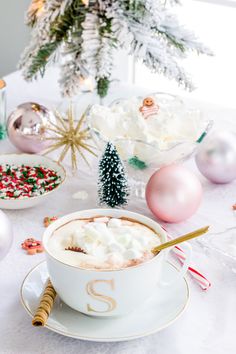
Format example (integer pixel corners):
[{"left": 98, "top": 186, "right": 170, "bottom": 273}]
[{"left": 19, "top": 0, "right": 211, "bottom": 97}]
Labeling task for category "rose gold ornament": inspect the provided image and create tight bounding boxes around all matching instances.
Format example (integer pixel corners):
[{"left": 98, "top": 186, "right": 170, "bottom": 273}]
[
  {"left": 146, "top": 164, "right": 202, "bottom": 223},
  {"left": 7, "top": 102, "right": 56, "bottom": 153}
]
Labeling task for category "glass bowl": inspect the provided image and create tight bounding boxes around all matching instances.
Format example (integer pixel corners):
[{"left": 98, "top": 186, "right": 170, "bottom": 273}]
[
  {"left": 87, "top": 93, "right": 212, "bottom": 196},
  {"left": 197, "top": 226, "right": 236, "bottom": 273}
]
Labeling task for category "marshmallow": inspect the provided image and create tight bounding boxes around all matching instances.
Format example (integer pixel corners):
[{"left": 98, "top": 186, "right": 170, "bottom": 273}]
[
  {"left": 108, "top": 242, "right": 125, "bottom": 253},
  {"left": 81, "top": 241, "right": 95, "bottom": 255},
  {"left": 90, "top": 222, "right": 107, "bottom": 232},
  {"left": 107, "top": 218, "right": 122, "bottom": 228},
  {"left": 107, "top": 253, "right": 124, "bottom": 268},
  {"left": 48, "top": 217, "right": 161, "bottom": 270},
  {"left": 84, "top": 224, "right": 101, "bottom": 241},
  {"left": 135, "top": 235, "right": 150, "bottom": 247},
  {"left": 123, "top": 249, "right": 143, "bottom": 261},
  {"left": 129, "top": 238, "right": 143, "bottom": 251},
  {"left": 72, "top": 228, "right": 85, "bottom": 244},
  {"left": 117, "top": 234, "right": 132, "bottom": 247},
  {"left": 92, "top": 244, "right": 107, "bottom": 259},
  {"left": 93, "top": 217, "right": 110, "bottom": 223},
  {"left": 99, "top": 228, "right": 115, "bottom": 245}
]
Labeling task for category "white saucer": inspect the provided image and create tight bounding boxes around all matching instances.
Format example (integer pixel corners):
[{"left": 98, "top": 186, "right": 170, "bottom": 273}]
[{"left": 20, "top": 261, "right": 189, "bottom": 342}]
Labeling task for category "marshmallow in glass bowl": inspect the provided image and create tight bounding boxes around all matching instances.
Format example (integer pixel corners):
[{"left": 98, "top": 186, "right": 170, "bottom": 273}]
[{"left": 87, "top": 93, "right": 211, "bottom": 195}]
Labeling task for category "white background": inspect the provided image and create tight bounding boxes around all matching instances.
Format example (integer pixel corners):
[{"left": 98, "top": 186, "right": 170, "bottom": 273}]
[{"left": 134, "top": 0, "right": 236, "bottom": 107}]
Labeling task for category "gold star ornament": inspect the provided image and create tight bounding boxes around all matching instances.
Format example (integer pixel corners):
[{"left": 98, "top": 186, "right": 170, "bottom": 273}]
[{"left": 45, "top": 106, "right": 97, "bottom": 171}]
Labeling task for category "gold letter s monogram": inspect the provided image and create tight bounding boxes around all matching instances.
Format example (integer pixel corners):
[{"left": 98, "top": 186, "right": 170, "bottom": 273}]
[{"left": 86, "top": 279, "right": 117, "bottom": 313}]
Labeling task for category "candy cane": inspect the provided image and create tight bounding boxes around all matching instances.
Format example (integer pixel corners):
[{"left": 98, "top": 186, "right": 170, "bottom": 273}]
[
  {"left": 163, "top": 228, "right": 211, "bottom": 290},
  {"left": 171, "top": 244, "right": 211, "bottom": 290}
]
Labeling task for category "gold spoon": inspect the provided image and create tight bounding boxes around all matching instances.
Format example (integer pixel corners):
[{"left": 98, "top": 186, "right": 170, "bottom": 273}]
[{"left": 152, "top": 226, "right": 210, "bottom": 255}]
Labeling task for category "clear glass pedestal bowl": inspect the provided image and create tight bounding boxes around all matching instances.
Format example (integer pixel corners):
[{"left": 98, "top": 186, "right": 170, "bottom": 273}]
[{"left": 87, "top": 93, "right": 212, "bottom": 197}]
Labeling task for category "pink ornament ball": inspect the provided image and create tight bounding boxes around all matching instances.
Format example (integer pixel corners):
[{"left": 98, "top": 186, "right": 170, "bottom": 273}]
[
  {"left": 146, "top": 165, "right": 203, "bottom": 223},
  {"left": 7, "top": 102, "right": 56, "bottom": 154}
]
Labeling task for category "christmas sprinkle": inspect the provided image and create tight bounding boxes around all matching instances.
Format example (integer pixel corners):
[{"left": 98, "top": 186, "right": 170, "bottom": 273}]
[
  {"left": 0, "top": 164, "right": 61, "bottom": 200},
  {"left": 44, "top": 216, "right": 58, "bottom": 227},
  {"left": 128, "top": 156, "right": 147, "bottom": 170},
  {"left": 21, "top": 238, "right": 44, "bottom": 255}
]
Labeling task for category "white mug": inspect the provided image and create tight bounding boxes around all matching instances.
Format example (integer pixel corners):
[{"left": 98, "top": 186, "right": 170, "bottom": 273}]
[{"left": 43, "top": 209, "right": 191, "bottom": 317}]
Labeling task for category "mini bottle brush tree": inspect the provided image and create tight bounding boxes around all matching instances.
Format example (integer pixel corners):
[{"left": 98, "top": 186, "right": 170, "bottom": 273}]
[
  {"left": 98, "top": 142, "right": 129, "bottom": 207},
  {"left": 19, "top": 0, "right": 212, "bottom": 98}
]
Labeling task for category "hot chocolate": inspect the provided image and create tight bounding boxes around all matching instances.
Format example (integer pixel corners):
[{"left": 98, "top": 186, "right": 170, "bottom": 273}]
[{"left": 47, "top": 216, "right": 161, "bottom": 270}]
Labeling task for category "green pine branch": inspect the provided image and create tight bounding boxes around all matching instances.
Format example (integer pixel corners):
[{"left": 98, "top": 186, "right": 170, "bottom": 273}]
[
  {"left": 27, "top": 0, "right": 87, "bottom": 79},
  {"left": 26, "top": 41, "right": 59, "bottom": 78},
  {"left": 97, "top": 77, "right": 110, "bottom": 98},
  {"left": 157, "top": 29, "right": 186, "bottom": 53},
  {"left": 123, "top": 2, "right": 186, "bottom": 53},
  {"left": 50, "top": 0, "right": 86, "bottom": 41},
  {"left": 95, "top": 13, "right": 117, "bottom": 97},
  {"left": 123, "top": 0, "right": 146, "bottom": 15}
]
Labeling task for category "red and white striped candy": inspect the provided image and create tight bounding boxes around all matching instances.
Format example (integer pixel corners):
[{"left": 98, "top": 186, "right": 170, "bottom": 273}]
[
  {"left": 164, "top": 230, "right": 211, "bottom": 290},
  {"left": 171, "top": 244, "right": 211, "bottom": 290}
]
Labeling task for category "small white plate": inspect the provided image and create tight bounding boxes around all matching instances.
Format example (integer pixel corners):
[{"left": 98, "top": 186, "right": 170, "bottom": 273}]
[
  {"left": 20, "top": 261, "right": 189, "bottom": 342},
  {"left": 0, "top": 154, "right": 66, "bottom": 209}
]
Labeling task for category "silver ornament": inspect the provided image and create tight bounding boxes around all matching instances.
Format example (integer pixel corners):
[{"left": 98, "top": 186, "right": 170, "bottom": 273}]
[
  {"left": 7, "top": 102, "right": 56, "bottom": 153},
  {"left": 195, "top": 130, "right": 236, "bottom": 183},
  {"left": 0, "top": 210, "right": 13, "bottom": 261}
]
